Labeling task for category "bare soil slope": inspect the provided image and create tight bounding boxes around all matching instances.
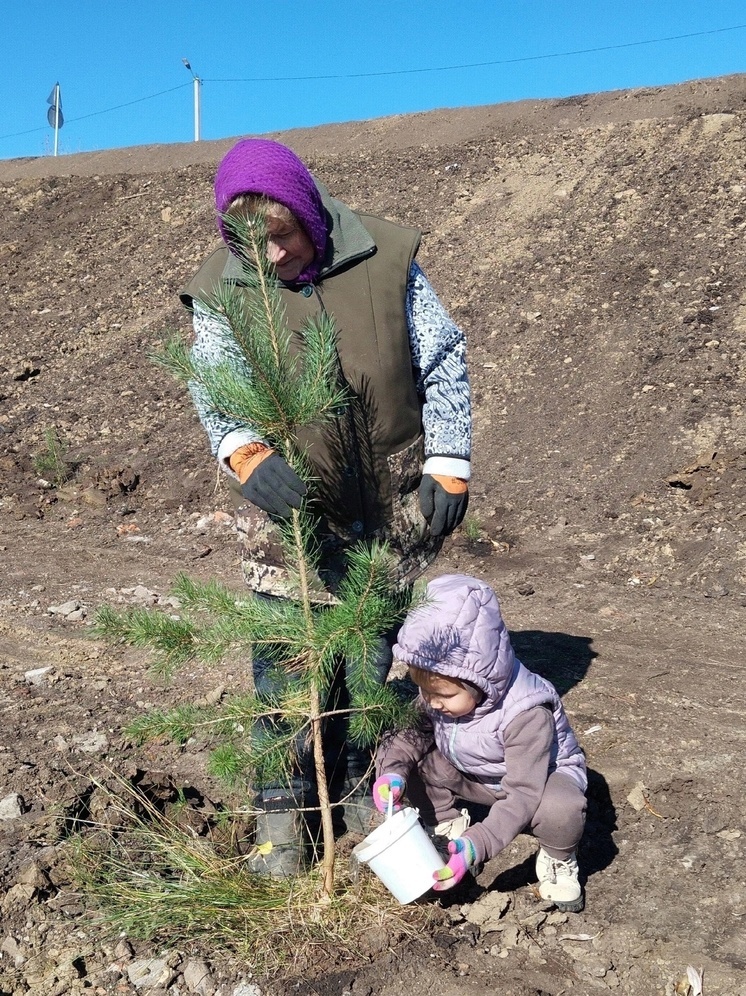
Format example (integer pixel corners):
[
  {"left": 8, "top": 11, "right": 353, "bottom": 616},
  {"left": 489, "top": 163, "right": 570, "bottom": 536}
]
[{"left": 1, "top": 75, "right": 745, "bottom": 996}]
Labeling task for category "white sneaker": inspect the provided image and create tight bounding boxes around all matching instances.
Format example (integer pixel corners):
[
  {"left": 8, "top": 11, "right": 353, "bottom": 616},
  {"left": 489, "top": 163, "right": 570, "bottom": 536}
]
[
  {"left": 535, "top": 848, "right": 584, "bottom": 912},
  {"left": 433, "top": 808, "right": 471, "bottom": 840}
]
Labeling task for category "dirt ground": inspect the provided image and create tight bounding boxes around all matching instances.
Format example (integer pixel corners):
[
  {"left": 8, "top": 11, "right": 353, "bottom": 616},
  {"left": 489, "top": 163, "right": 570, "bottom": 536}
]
[{"left": 1, "top": 74, "right": 745, "bottom": 995}]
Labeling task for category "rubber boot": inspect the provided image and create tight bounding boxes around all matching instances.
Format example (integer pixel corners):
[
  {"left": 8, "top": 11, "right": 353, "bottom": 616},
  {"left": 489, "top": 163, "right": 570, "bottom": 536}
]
[
  {"left": 247, "top": 784, "right": 310, "bottom": 878},
  {"left": 336, "top": 747, "right": 377, "bottom": 835}
]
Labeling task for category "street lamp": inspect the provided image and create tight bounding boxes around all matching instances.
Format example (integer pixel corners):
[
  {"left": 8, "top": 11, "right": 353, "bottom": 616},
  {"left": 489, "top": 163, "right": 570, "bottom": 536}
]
[{"left": 182, "top": 58, "right": 201, "bottom": 142}]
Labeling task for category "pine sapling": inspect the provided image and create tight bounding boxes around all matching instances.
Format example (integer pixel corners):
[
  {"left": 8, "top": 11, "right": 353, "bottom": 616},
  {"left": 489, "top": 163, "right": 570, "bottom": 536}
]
[{"left": 95, "top": 214, "right": 416, "bottom": 894}]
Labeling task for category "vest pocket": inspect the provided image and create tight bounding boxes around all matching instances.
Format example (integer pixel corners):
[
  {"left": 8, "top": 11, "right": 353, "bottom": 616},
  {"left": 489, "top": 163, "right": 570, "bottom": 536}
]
[
  {"left": 235, "top": 503, "right": 337, "bottom": 604},
  {"left": 384, "top": 436, "right": 444, "bottom": 586},
  {"left": 386, "top": 436, "right": 427, "bottom": 546}
]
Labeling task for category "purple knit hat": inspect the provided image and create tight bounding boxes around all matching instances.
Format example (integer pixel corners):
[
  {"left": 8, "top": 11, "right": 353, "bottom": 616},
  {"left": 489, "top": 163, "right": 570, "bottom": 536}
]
[{"left": 214, "top": 138, "right": 328, "bottom": 282}]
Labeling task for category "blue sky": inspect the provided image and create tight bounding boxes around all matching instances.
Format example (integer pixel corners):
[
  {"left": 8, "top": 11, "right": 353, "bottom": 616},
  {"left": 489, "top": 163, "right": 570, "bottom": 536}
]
[{"left": 3, "top": 1, "right": 745, "bottom": 161}]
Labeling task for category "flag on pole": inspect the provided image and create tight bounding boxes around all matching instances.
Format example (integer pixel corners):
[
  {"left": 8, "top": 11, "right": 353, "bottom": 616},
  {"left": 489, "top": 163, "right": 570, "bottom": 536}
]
[{"left": 46, "top": 84, "right": 64, "bottom": 128}]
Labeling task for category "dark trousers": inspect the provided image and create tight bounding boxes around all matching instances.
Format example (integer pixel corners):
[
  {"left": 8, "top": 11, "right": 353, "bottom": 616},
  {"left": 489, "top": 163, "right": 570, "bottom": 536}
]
[{"left": 252, "top": 633, "right": 396, "bottom": 802}]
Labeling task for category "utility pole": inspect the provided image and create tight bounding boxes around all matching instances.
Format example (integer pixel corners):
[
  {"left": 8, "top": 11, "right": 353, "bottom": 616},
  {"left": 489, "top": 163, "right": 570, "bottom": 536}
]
[
  {"left": 182, "top": 59, "right": 202, "bottom": 142},
  {"left": 53, "top": 84, "right": 61, "bottom": 156}
]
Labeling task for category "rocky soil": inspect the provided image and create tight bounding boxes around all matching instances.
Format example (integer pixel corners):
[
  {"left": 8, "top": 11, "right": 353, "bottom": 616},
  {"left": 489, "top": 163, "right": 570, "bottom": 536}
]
[{"left": 1, "top": 74, "right": 745, "bottom": 995}]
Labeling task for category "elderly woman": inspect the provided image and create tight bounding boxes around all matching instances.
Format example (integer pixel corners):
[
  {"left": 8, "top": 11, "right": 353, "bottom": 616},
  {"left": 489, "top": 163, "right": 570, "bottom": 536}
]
[{"left": 179, "top": 138, "right": 472, "bottom": 873}]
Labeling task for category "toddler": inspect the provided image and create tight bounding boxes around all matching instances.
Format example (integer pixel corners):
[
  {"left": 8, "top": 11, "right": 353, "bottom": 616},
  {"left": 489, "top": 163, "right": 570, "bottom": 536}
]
[{"left": 372, "top": 574, "right": 587, "bottom": 911}]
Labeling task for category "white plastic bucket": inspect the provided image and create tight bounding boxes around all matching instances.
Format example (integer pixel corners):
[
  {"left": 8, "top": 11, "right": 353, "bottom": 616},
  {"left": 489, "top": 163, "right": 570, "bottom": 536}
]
[{"left": 353, "top": 807, "right": 444, "bottom": 904}]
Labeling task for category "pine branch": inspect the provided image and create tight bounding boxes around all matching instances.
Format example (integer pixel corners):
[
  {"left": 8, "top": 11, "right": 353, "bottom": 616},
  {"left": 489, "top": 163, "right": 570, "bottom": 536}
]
[
  {"left": 293, "top": 312, "right": 350, "bottom": 424},
  {"left": 93, "top": 605, "right": 196, "bottom": 677},
  {"left": 127, "top": 705, "right": 214, "bottom": 745},
  {"left": 169, "top": 573, "right": 309, "bottom": 654},
  {"left": 170, "top": 574, "right": 244, "bottom": 616},
  {"left": 347, "top": 686, "right": 419, "bottom": 748},
  {"left": 222, "top": 213, "right": 287, "bottom": 372}
]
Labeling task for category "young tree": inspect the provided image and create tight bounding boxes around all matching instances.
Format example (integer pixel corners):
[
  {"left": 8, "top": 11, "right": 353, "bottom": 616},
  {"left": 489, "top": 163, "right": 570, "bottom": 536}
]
[{"left": 95, "top": 216, "right": 415, "bottom": 894}]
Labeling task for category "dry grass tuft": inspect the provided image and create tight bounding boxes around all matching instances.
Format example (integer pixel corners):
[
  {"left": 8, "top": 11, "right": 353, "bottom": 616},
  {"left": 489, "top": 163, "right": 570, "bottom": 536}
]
[{"left": 68, "top": 776, "right": 428, "bottom": 976}]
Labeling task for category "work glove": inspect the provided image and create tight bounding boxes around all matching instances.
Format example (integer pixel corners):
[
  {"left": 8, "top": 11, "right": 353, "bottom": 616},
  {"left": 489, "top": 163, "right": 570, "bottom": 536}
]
[
  {"left": 432, "top": 836, "right": 477, "bottom": 891},
  {"left": 230, "top": 444, "right": 307, "bottom": 519},
  {"left": 419, "top": 474, "right": 469, "bottom": 537},
  {"left": 372, "top": 773, "right": 405, "bottom": 814}
]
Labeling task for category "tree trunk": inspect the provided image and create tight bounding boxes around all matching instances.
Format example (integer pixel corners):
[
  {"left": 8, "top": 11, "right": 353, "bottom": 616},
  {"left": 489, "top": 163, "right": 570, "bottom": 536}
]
[{"left": 310, "top": 684, "right": 335, "bottom": 894}]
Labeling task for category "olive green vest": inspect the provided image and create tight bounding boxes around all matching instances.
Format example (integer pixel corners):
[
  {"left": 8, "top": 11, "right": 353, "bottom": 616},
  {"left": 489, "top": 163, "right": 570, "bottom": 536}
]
[{"left": 180, "top": 213, "right": 423, "bottom": 535}]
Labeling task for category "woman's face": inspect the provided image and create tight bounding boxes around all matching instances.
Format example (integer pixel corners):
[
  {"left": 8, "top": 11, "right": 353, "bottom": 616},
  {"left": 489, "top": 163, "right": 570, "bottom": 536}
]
[{"left": 264, "top": 212, "right": 315, "bottom": 282}]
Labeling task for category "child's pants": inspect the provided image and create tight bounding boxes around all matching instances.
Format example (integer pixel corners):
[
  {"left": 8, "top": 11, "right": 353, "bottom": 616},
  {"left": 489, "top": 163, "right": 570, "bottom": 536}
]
[{"left": 399, "top": 748, "right": 586, "bottom": 860}]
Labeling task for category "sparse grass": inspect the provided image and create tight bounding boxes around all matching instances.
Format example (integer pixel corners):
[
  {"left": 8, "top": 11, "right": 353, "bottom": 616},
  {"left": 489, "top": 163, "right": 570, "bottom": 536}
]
[
  {"left": 32, "top": 427, "right": 72, "bottom": 486},
  {"left": 68, "top": 778, "right": 425, "bottom": 975},
  {"left": 462, "top": 514, "right": 482, "bottom": 542}
]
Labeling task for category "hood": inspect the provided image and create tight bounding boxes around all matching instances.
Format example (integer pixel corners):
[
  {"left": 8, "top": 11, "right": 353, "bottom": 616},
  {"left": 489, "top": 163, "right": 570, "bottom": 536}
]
[{"left": 393, "top": 574, "right": 517, "bottom": 708}]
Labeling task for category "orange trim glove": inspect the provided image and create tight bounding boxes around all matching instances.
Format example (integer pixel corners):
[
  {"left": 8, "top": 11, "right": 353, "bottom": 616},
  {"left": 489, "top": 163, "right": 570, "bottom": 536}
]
[
  {"left": 229, "top": 443, "right": 274, "bottom": 485},
  {"left": 419, "top": 474, "right": 469, "bottom": 537},
  {"left": 229, "top": 444, "right": 307, "bottom": 519}
]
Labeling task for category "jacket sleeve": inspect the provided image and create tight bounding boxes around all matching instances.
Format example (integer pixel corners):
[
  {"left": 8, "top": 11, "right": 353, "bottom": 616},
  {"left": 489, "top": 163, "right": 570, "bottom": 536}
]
[
  {"left": 465, "top": 706, "right": 554, "bottom": 863},
  {"left": 374, "top": 701, "right": 435, "bottom": 781},
  {"left": 406, "top": 261, "right": 471, "bottom": 480},
  {"left": 189, "top": 301, "right": 267, "bottom": 467}
]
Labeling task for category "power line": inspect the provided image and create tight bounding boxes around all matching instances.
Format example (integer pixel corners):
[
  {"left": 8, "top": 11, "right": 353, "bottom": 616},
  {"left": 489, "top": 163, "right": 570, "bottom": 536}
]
[
  {"left": 0, "top": 82, "right": 192, "bottom": 143},
  {"left": 205, "top": 22, "right": 746, "bottom": 83},
  {"left": 71, "top": 82, "right": 192, "bottom": 123}
]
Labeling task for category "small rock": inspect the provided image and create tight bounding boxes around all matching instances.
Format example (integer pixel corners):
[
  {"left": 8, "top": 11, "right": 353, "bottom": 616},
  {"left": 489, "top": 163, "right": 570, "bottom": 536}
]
[
  {"left": 1, "top": 883, "right": 36, "bottom": 910},
  {"left": 72, "top": 731, "right": 109, "bottom": 754},
  {"left": 716, "top": 828, "right": 742, "bottom": 841},
  {"left": 114, "top": 938, "right": 135, "bottom": 961},
  {"left": 16, "top": 861, "right": 49, "bottom": 890},
  {"left": 48, "top": 599, "right": 82, "bottom": 616},
  {"left": 500, "top": 923, "right": 521, "bottom": 949},
  {"left": 130, "top": 584, "right": 158, "bottom": 605},
  {"left": 202, "top": 685, "right": 226, "bottom": 706},
  {"left": 232, "top": 985, "right": 263, "bottom": 996},
  {"left": 1, "top": 935, "right": 27, "bottom": 968},
  {"left": 24, "top": 666, "right": 53, "bottom": 685},
  {"left": 127, "top": 957, "right": 174, "bottom": 990},
  {"left": 626, "top": 782, "right": 647, "bottom": 812},
  {"left": 183, "top": 957, "right": 216, "bottom": 995},
  {"left": 517, "top": 582, "right": 535, "bottom": 596},
  {"left": 464, "top": 891, "right": 511, "bottom": 929},
  {"left": 0, "top": 793, "right": 24, "bottom": 820}
]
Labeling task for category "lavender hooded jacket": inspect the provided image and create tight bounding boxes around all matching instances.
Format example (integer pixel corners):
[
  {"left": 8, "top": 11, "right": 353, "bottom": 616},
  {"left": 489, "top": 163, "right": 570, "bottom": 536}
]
[{"left": 392, "top": 575, "right": 587, "bottom": 793}]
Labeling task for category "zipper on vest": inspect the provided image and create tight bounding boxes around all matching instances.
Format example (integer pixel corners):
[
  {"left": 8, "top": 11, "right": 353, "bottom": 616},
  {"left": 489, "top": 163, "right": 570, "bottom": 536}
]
[{"left": 447, "top": 719, "right": 460, "bottom": 767}]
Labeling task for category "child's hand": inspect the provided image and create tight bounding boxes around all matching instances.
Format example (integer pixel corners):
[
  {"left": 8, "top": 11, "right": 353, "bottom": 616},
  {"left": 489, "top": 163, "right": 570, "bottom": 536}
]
[
  {"left": 432, "top": 837, "right": 477, "bottom": 891},
  {"left": 372, "top": 773, "right": 405, "bottom": 814}
]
